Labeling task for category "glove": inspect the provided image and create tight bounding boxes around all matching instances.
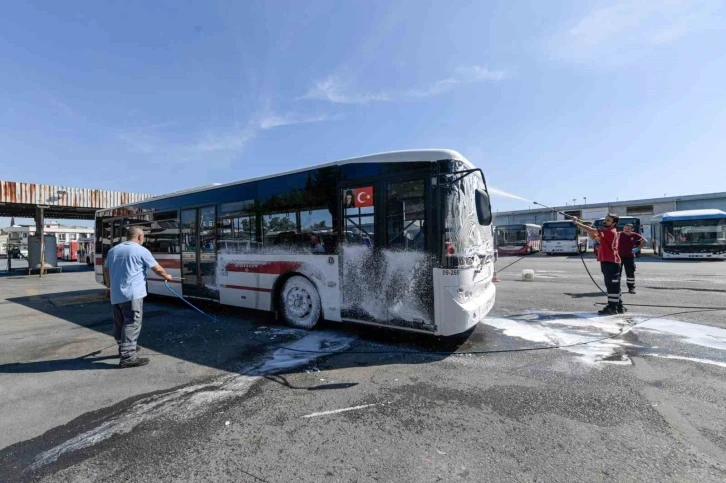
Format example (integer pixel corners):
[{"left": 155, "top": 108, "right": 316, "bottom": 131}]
[{"left": 632, "top": 248, "right": 640, "bottom": 254}]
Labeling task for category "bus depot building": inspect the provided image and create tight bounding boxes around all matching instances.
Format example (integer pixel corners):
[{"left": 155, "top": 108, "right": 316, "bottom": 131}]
[{"left": 493, "top": 191, "right": 726, "bottom": 241}]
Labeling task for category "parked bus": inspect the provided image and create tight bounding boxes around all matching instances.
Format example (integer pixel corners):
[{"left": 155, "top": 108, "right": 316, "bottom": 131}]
[
  {"left": 94, "top": 149, "right": 496, "bottom": 336},
  {"left": 60, "top": 240, "right": 79, "bottom": 261},
  {"left": 494, "top": 224, "right": 541, "bottom": 256},
  {"left": 650, "top": 209, "right": 726, "bottom": 260},
  {"left": 592, "top": 216, "right": 642, "bottom": 257},
  {"left": 77, "top": 237, "right": 95, "bottom": 266},
  {"left": 541, "top": 220, "right": 587, "bottom": 255}
]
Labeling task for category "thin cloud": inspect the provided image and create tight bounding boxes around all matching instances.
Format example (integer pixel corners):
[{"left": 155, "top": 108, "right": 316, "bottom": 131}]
[
  {"left": 117, "top": 109, "right": 336, "bottom": 159},
  {"left": 548, "top": 0, "right": 723, "bottom": 68},
  {"left": 300, "top": 66, "right": 508, "bottom": 104},
  {"left": 258, "top": 111, "right": 338, "bottom": 130},
  {"left": 406, "top": 66, "right": 508, "bottom": 98},
  {"left": 299, "top": 76, "right": 391, "bottom": 104}
]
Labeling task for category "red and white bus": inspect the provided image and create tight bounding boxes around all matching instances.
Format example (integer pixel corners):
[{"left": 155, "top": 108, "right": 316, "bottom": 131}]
[
  {"left": 60, "top": 240, "right": 79, "bottom": 261},
  {"left": 495, "top": 224, "right": 541, "bottom": 256},
  {"left": 94, "top": 149, "right": 497, "bottom": 336}
]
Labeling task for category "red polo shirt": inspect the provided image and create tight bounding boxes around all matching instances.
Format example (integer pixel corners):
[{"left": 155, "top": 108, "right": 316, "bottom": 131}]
[
  {"left": 618, "top": 232, "right": 644, "bottom": 259},
  {"left": 597, "top": 228, "right": 621, "bottom": 264}
]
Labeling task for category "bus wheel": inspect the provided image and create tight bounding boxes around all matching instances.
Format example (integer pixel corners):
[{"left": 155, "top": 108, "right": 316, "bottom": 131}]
[{"left": 280, "top": 276, "right": 321, "bottom": 330}]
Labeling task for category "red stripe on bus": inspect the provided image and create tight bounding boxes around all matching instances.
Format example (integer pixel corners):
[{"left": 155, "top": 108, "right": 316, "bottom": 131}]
[
  {"left": 221, "top": 284, "right": 272, "bottom": 293},
  {"left": 224, "top": 261, "right": 302, "bottom": 274}
]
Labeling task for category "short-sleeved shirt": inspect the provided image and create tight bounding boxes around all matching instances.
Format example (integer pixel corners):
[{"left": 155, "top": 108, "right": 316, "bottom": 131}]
[
  {"left": 618, "top": 232, "right": 644, "bottom": 259},
  {"left": 104, "top": 242, "right": 159, "bottom": 305},
  {"left": 597, "top": 228, "right": 621, "bottom": 264}
]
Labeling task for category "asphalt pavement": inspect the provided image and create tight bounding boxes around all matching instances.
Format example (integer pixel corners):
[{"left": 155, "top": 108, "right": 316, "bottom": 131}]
[{"left": 1, "top": 252, "right": 725, "bottom": 482}]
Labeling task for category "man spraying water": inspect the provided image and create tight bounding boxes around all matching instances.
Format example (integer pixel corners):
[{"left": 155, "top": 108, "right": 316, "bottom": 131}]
[{"left": 571, "top": 214, "right": 624, "bottom": 316}]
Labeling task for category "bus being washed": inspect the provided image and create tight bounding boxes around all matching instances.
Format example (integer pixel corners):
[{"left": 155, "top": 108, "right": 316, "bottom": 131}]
[
  {"left": 541, "top": 220, "right": 587, "bottom": 255},
  {"left": 650, "top": 209, "right": 726, "bottom": 259},
  {"left": 495, "top": 224, "right": 541, "bottom": 256},
  {"left": 94, "top": 150, "right": 497, "bottom": 336}
]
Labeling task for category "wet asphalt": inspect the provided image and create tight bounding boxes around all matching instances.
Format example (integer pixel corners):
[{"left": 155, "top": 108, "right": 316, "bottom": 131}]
[{"left": 1, "top": 252, "right": 725, "bottom": 482}]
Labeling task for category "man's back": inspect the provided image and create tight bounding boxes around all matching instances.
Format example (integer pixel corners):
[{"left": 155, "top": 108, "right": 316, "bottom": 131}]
[{"left": 105, "top": 242, "right": 158, "bottom": 304}]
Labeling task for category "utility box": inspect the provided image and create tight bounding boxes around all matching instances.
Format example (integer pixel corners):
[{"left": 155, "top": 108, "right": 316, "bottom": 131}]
[{"left": 28, "top": 235, "right": 58, "bottom": 269}]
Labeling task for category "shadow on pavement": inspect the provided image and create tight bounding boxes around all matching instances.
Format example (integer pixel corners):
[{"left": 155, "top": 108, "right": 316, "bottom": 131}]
[{"left": 4, "top": 289, "right": 475, "bottom": 378}]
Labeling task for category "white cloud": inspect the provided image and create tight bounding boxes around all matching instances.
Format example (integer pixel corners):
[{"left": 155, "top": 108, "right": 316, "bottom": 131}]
[
  {"left": 299, "top": 76, "right": 391, "bottom": 104},
  {"left": 300, "top": 65, "right": 508, "bottom": 104},
  {"left": 117, "top": 109, "right": 335, "bottom": 160},
  {"left": 257, "top": 112, "right": 337, "bottom": 130},
  {"left": 549, "top": 0, "right": 723, "bottom": 67},
  {"left": 406, "top": 66, "right": 508, "bottom": 98}
]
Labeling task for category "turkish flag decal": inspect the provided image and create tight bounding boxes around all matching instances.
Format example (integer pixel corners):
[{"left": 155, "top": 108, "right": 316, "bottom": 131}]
[{"left": 354, "top": 186, "right": 374, "bottom": 207}]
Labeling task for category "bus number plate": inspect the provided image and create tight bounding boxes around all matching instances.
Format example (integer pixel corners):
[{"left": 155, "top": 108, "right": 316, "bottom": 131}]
[{"left": 442, "top": 269, "right": 459, "bottom": 276}]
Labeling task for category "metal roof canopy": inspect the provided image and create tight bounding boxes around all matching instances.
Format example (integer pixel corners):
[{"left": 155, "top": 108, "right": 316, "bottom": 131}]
[{"left": 0, "top": 180, "right": 150, "bottom": 220}]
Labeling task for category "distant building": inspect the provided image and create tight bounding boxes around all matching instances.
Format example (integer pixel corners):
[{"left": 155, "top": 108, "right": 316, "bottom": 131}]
[
  {"left": 0, "top": 222, "right": 94, "bottom": 250},
  {"left": 493, "top": 191, "right": 726, "bottom": 240}
]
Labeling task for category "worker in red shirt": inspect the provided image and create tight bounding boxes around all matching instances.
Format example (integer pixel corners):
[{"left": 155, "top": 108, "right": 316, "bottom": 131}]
[
  {"left": 572, "top": 214, "right": 624, "bottom": 315},
  {"left": 618, "top": 224, "right": 647, "bottom": 294}
]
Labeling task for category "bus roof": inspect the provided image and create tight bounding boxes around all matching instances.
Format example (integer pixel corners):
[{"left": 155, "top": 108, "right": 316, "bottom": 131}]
[
  {"left": 651, "top": 209, "right": 726, "bottom": 222},
  {"left": 541, "top": 220, "right": 574, "bottom": 225},
  {"left": 99, "top": 149, "right": 471, "bottom": 211}
]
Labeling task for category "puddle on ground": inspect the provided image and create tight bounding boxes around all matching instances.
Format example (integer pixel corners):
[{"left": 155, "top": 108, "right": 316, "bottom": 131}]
[{"left": 480, "top": 311, "right": 726, "bottom": 367}]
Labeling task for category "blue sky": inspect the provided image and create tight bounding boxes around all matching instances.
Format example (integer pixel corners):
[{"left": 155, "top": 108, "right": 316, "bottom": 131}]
[{"left": 2, "top": 0, "right": 725, "bottom": 228}]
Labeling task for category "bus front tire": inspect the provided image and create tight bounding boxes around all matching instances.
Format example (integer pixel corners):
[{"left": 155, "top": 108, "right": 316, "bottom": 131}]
[{"left": 279, "top": 276, "right": 321, "bottom": 330}]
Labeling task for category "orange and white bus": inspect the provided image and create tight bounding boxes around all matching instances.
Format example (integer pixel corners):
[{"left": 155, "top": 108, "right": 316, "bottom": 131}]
[{"left": 94, "top": 150, "right": 496, "bottom": 336}]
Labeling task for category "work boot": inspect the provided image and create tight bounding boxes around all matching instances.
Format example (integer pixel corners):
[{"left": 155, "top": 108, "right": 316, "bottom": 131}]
[
  {"left": 597, "top": 306, "right": 618, "bottom": 316},
  {"left": 119, "top": 356, "right": 150, "bottom": 368},
  {"left": 628, "top": 288, "right": 636, "bottom": 294},
  {"left": 617, "top": 305, "right": 628, "bottom": 314}
]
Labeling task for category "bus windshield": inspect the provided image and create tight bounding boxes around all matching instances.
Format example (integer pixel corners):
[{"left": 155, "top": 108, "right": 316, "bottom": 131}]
[
  {"left": 665, "top": 220, "right": 726, "bottom": 246},
  {"left": 496, "top": 226, "right": 526, "bottom": 246},
  {"left": 542, "top": 223, "right": 576, "bottom": 241}
]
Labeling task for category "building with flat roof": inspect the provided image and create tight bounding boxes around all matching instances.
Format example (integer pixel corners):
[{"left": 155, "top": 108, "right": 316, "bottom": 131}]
[
  {"left": 1, "top": 222, "right": 94, "bottom": 250},
  {"left": 493, "top": 191, "right": 726, "bottom": 239}
]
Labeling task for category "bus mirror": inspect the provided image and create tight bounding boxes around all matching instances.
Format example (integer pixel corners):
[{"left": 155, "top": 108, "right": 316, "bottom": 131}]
[{"left": 475, "top": 189, "right": 493, "bottom": 226}]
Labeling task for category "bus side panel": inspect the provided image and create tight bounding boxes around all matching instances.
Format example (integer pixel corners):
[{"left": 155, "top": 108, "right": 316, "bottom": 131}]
[
  {"left": 146, "top": 254, "right": 182, "bottom": 296},
  {"left": 95, "top": 254, "right": 104, "bottom": 286},
  {"left": 217, "top": 254, "right": 342, "bottom": 322}
]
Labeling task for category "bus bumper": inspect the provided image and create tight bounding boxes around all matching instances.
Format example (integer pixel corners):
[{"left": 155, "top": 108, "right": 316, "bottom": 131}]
[{"left": 433, "top": 267, "right": 496, "bottom": 336}]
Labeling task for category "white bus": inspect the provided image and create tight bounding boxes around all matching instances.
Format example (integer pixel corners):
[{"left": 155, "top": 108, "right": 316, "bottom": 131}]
[
  {"left": 541, "top": 220, "right": 587, "bottom": 255},
  {"left": 77, "top": 237, "right": 95, "bottom": 266},
  {"left": 650, "top": 209, "right": 726, "bottom": 260},
  {"left": 94, "top": 150, "right": 497, "bottom": 336}
]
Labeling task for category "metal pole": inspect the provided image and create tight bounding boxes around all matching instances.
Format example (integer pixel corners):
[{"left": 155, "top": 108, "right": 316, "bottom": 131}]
[{"left": 36, "top": 206, "right": 45, "bottom": 277}]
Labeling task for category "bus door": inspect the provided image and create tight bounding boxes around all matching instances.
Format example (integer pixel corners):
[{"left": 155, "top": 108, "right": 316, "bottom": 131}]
[
  {"left": 339, "top": 177, "right": 431, "bottom": 326},
  {"left": 180, "top": 206, "right": 219, "bottom": 300},
  {"left": 339, "top": 182, "right": 380, "bottom": 320}
]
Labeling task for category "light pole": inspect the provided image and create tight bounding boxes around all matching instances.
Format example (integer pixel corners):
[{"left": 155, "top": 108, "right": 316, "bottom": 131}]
[{"left": 583, "top": 197, "right": 587, "bottom": 205}]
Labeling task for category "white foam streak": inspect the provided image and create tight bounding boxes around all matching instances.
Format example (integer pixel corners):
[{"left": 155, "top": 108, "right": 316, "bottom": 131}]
[{"left": 643, "top": 353, "right": 726, "bottom": 368}]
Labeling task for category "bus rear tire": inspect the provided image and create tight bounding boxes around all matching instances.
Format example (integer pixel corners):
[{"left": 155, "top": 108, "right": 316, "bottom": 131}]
[{"left": 279, "top": 276, "right": 321, "bottom": 330}]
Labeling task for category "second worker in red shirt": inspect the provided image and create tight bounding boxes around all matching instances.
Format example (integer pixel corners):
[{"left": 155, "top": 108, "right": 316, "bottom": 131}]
[{"left": 618, "top": 224, "right": 647, "bottom": 294}]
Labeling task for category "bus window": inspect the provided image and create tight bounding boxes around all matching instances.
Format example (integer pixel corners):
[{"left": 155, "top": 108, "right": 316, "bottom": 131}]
[
  {"left": 386, "top": 179, "right": 425, "bottom": 251},
  {"left": 342, "top": 187, "right": 374, "bottom": 246}
]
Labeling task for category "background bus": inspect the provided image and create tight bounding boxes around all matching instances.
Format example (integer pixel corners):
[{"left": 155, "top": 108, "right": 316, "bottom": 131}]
[
  {"left": 541, "top": 221, "right": 587, "bottom": 255},
  {"left": 650, "top": 209, "right": 726, "bottom": 259},
  {"left": 494, "top": 224, "right": 541, "bottom": 256},
  {"left": 94, "top": 149, "right": 496, "bottom": 336},
  {"left": 77, "top": 237, "right": 95, "bottom": 266},
  {"left": 60, "top": 240, "right": 79, "bottom": 261}
]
